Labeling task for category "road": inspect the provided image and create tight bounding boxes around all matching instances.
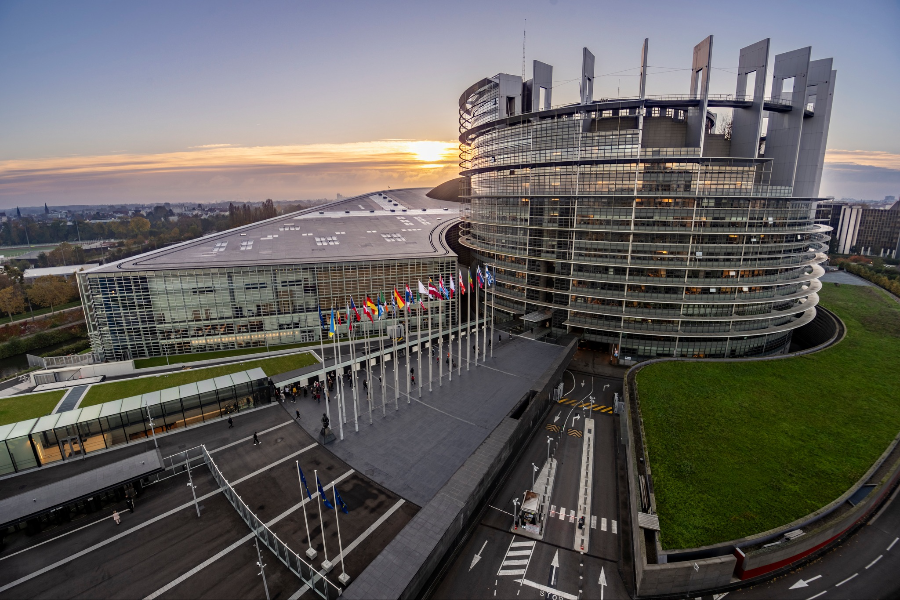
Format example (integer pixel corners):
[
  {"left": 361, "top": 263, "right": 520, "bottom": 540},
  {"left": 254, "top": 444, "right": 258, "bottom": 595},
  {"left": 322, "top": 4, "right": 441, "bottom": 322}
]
[
  {"left": 431, "top": 372, "right": 628, "bottom": 600},
  {"left": 728, "top": 483, "right": 900, "bottom": 600}
]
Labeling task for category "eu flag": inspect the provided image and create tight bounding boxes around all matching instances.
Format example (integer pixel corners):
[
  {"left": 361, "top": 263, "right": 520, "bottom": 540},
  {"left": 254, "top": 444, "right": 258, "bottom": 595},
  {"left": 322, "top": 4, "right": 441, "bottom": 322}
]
[
  {"left": 298, "top": 464, "right": 313, "bottom": 500},
  {"left": 317, "top": 474, "right": 334, "bottom": 509},
  {"left": 335, "top": 486, "right": 350, "bottom": 514}
]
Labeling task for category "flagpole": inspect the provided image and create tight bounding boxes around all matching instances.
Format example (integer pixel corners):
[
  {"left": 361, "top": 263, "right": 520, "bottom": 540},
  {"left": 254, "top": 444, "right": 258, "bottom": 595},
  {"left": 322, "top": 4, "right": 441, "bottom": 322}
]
[
  {"left": 457, "top": 276, "right": 462, "bottom": 377},
  {"left": 296, "top": 462, "right": 316, "bottom": 560},
  {"left": 333, "top": 486, "right": 349, "bottom": 584},
  {"left": 365, "top": 319, "right": 373, "bottom": 425},
  {"left": 438, "top": 286, "right": 443, "bottom": 387},
  {"left": 314, "top": 469, "right": 329, "bottom": 567},
  {"left": 474, "top": 272, "right": 479, "bottom": 367},
  {"left": 331, "top": 309, "right": 344, "bottom": 441},
  {"left": 379, "top": 311, "right": 386, "bottom": 417},
  {"left": 404, "top": 301, "right": 411, "bottom": 403},
  {"left": 317, "top": 308, "right": 331, "bottom": 438},
  {"left": 490, "top": 265, "right": 495, "bottom": 359},
  {"left": 417, "top": 298, "right": 422, "bottom": 398},
  {"left": 335, "top": 320, "right": 345, "bottom": 427},
  {"left": 466, "top": 270, "right": 471, "bottom": 371},
  {"left": 446, "top": 287, "right": 451, "bottom": 383},
  {"left": 483, "top": 271, "right": 488, "bottom": 362},
  {"left": 349, "top": 316, "right": 359, "bottom": 432},
  {"left": 428, "top": 292, "right": 433, "bottom": 393},
  {"left": 392, "top": 304, "right": 399, "bottom": 411}
]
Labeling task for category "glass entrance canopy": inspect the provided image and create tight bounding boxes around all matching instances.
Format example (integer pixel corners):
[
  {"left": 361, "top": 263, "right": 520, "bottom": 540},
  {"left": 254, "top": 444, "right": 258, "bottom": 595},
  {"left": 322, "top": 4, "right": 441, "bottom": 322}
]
[{"left": 0, "top": 367, "right": 270, "bottom": 476}]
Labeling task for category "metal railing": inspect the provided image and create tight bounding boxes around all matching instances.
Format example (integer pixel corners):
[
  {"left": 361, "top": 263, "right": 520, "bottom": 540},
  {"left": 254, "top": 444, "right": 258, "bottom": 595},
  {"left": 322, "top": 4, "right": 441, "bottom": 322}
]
[{"left": 202, "top": 445, "right": 342, "bottom": 599}]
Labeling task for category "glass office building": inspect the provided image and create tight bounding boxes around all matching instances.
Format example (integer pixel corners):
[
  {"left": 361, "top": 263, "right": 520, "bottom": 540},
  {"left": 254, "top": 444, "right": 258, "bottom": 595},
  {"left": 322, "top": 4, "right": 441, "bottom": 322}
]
[
  {"left": 0, "top": 368, "right": 269, "bottom": 476},
  {"left": 79, "top": 190, "right": 459, "bottom": 361},
  {"left": 458, "top": 38, "right": 835, "bottom": 361}
]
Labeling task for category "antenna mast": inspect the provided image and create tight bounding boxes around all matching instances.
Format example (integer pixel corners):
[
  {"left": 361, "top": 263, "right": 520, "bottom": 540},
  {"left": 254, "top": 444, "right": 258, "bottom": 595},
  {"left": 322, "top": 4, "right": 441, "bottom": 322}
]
[{"left": 521, "top": 19, "right": 526, "bottom": 82}]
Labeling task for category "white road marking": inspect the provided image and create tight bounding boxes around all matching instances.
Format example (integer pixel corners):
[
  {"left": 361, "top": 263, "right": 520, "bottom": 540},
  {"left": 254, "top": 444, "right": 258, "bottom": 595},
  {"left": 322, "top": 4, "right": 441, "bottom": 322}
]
[
  {"left": 550, "top": 505, "right": 556, "bottom": 516},
  {"left": 498, "top": 539, "right": 535, "bottom": 577},
  {"left": 510, "top": 541, "right": 535, "bottom": 547},
  {"left": 0, "top": 444, "right": 318, "bottom": 595},
  {"left": 866, "top": 554, "right": 883, "bottom": 569},
  {"left": 147, "top": 469, "right": 355, "bottom": 600},
  {"left": 601, "top": 518, "right": 608, "bottom": 532},
  {"left": 888, "top": 537, "right": 899, "bottom": 551},
  {"left": 515, "top": 578, "right": 578, "bottom": 600},
  {"left": 791, "top": 575, "right": 822, "bottom": 589},
  {"left": 835, "top": 573, "right": 857, "bottom": 586},
  {"left": 559, "top": 507, "right": 566, "bottom": 520},
  {"left": 506, "top": 550, "right": 532, "bottom": 557},
  {"left": 502, "top": 560, "right": 529, "bottom": 566},
  {"left": 805, "top": 592, "right": 827, "bottom": 600},
  {"left": 0, "top": 515, "right": 112, "bottom": 563},
  {"left": 590, "top": 516, "right": 597, "bottom": 529},
  {"left": 612, "top": 520, "right": 617, "bottom": 534},
  {"left": 498, "top": 569, "right": 526, "bottom": 576}
]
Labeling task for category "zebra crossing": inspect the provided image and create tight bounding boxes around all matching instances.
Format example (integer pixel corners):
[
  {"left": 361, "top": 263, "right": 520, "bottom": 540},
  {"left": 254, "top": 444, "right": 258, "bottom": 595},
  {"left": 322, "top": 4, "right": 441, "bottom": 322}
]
[
  {"left": 556, "top": 397, "right": 614, "bottom": 414},
  {"left": 497, "top": 538, "right": 535, "bottom": 576},
  {"left": 549, "top": 506, "right": 617, "bottom": 534}
]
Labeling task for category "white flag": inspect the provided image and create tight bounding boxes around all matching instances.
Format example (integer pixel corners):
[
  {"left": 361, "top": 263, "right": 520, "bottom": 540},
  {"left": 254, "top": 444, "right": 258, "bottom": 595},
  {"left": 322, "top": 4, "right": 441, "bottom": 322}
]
[{"left": 418, "top": 280, "right": 428, "bottom": 295}]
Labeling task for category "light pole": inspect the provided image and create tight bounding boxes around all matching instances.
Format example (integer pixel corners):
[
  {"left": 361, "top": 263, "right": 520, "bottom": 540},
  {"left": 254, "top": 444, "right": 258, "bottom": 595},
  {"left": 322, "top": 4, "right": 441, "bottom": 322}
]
[
  {"left": 512, "top": 498, "right": 519, "bottom": 530},
  {"left": 532, "top": 463, "right": 537, "bottom": 490},
  {"left": 186, "top": 454, "right": 200, "bottom": 517},
  {"left": 254, "top": 535, "right": 271, "bottom": 600},
  {"left": 144, "top": 403, "right": 158, "bottom": 450},
  {"left": 547, "top": 436, "right": 554, "bottom": 461}
]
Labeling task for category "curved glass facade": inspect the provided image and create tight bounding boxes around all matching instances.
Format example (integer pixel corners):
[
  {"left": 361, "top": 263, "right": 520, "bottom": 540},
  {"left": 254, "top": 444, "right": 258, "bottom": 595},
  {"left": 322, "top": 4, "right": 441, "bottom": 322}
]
[{"left": 459, "top": 84, "right": 830, "bottom": 361}]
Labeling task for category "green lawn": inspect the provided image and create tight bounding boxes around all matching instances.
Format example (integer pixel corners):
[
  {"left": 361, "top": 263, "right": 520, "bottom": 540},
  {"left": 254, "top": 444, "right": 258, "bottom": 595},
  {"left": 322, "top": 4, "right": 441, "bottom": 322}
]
[
  {"left": 0, "top": 391, "right": 66, "bottom": 426},
  {"left": 133, "top": 341, "right": 319, "bottom": 369},
  {"left": 636, "top": 283, "right": 900, "bottom": 550},
  {"left": 80, "top": 351, "right": 318, "bottom": 407}
]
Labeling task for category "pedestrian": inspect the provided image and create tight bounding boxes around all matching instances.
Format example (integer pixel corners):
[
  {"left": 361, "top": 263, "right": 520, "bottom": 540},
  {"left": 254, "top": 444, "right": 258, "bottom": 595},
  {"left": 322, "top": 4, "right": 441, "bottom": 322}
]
[
  {"left": 316, "top": 392, "right": 321, "bottom": 404},
  {"left": 363, "top": 379, "right": 368, "bottom": 391},
  {"left": 112, "top": 510, "right": 121, "bottom": 525},
  {"left": 411, "top": 374, "right": 415, "bottom": 384},
  {"left": 253, "top": 432, "right": 260, "bottom": 446},
  {"left": 228, "top": 416, "right": 234, "bottom": 428},
  {"left": 296, "top": 410, "right": 301, "bottom": 420},
  {"left": 489, "top": 340, "right": 492, "bottom": 349},
  {"left": 126, "top": 498, "right": 134, "bottom": 512},
  {"left": 498, "top": 333, "right": 502, "bottom": 342}
]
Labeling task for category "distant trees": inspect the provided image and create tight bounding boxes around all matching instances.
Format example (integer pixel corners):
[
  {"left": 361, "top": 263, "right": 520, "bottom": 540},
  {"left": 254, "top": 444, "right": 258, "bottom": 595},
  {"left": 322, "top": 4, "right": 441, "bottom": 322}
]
[
  {"left": 0, "top": 287, "right": 25, "bottom": 323},
  {"left": 27, "top": 275, "right": 77, "bottom": 314},
  {"left": 228, "top": 199, "right": 277, "bottom": 228}
]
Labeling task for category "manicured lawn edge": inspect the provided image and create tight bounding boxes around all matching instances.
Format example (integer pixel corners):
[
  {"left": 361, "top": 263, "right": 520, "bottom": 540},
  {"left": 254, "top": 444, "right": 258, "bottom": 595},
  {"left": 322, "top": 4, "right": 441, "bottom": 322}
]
[
  {"left": 0, "top": 390, "right": 66, "bottom": 426},
  {"left": 635, "top": 284, "right": 900, "bottom": 550},
  {"left": 80, "top": 351, "right": 317, "bottom": 407},
  {"left": 133, "top": 340, "right": 320, "bottom": 369}
]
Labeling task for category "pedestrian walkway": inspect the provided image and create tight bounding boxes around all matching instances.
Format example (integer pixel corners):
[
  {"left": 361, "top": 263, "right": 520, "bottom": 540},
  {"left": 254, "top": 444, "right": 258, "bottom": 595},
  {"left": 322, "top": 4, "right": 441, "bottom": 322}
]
[
  {"left": 54, "top": 385, "right": 89, "bottom": 413},
  {"left": 497, "top": 539, "right": 535, "bottom": 576}
]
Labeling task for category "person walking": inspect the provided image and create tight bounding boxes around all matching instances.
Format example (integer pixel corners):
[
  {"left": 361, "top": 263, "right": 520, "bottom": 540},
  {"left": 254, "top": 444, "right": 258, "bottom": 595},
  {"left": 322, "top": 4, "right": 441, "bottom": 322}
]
[
  {"left": 112, "top": 510, "right": 121, "bottom": 525},
  {"left": 296, "top": 410, "right": 301, "bottom": 420},
  {"left": 253, "top": 432, "right": 260, "bottom": 446},
  {"left": 228, "top": 416, "right": 234, "bottom": 428}
]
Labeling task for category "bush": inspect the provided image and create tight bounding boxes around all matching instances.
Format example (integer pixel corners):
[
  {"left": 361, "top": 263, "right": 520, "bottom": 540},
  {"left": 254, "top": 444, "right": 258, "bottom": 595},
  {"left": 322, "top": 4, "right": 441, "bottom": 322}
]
[
  {"left": 40, "top": 339, "right": 92, "bottom": 357},
  {"left": 0, "top": 323, "right": 87, "bottom": 360}
]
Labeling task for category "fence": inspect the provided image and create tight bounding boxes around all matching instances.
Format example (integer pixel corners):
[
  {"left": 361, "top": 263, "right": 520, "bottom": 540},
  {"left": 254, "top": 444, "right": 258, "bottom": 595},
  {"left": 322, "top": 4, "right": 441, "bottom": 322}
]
[{"left": 201, "top": 445, "right": 343, "bottom": 599}]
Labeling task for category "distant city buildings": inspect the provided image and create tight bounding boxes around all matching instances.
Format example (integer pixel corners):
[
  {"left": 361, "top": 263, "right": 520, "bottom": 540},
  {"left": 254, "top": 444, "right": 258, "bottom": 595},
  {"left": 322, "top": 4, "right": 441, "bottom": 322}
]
[{"left": 827, "top": 200, "right": 900, "bottom": 257}]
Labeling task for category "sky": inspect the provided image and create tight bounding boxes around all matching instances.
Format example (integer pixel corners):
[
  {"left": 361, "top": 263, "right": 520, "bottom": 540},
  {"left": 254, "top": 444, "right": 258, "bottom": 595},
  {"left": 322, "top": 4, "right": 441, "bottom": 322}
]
[{"left": 1, "top": 0, "right": 899, "bottom": 207}]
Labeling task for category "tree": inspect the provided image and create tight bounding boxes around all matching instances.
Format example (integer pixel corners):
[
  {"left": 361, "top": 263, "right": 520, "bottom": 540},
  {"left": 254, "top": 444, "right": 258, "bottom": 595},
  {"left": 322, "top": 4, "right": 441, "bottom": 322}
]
[
  {"left": 0, "top": 286, "right": 25, "bottom": 322},
  {"left": 27, "top": 275, "right": 74, "bottom": 314},
  {"left": 130, "top": 216, "right": 151, "bottom": 236}
]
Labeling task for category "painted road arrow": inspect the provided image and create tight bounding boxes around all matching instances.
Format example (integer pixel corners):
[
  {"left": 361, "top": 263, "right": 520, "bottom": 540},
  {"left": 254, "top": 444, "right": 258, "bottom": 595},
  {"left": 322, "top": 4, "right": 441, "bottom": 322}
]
[
  {"left": 599, "top": 566, "right": 607, "bottom": 600},
  {"left": 547, "top": 550, "right": 559, "bottom": 587},
  {"left": 554, "top": 411, "right": 561, "bottom": 423},
  {"left": 789, "top": 574, "right": 822, "bottom": 589},
  {"left": 469, "top": 540, "right": 487, "bottom": 571}
]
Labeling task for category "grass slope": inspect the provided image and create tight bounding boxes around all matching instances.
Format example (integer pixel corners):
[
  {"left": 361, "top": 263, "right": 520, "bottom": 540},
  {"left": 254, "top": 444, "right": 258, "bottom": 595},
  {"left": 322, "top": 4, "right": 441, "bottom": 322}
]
[
  {"left": 0, "top": 391, "right": 66, "bottom": 426},
  {"left": 133, "top": 341, "right": 319, "bottom": 369},
  {"left": 81, "top": 352, "right": 317, "bottom": 407},
  {"left": 636, "top": 284, "right": 900, "bottom": 550}
]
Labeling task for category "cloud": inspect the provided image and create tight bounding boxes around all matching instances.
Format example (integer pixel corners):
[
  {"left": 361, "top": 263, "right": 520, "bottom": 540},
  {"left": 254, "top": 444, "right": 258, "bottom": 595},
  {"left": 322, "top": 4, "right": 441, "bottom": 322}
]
[
  {"left": 188, "top": 143, "right": 235, "bottom": 149},
  {"left": 0, "top": 140, "right": 460, "bottom": 205},
  {"left": 824, "top": 149, "right": 900, "bottom": 171}
]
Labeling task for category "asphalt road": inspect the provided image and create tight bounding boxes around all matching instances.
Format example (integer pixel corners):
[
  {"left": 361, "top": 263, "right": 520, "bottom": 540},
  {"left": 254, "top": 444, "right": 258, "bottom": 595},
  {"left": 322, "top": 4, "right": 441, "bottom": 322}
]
[
  {"left": 431, "top": 371, "right": 627, "bottom": 600},
  {"left": 727, "top": 483, "right": 900, "bottom": 600},
  {"left": 0, "top": 405, "right": 417, "bottom": 600}
]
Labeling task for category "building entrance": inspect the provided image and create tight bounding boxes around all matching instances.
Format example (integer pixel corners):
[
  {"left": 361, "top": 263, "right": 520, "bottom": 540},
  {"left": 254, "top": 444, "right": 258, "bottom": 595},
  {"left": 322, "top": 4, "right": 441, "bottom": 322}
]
[{"left": 59, "top": 436, "right": 84, "bottom": 459}]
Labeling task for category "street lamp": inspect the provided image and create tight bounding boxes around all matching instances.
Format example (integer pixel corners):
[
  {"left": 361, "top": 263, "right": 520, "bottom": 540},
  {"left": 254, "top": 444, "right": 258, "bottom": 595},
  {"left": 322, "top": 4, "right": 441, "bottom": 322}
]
[
  {"left": 512, "top": 498, "right": 520, "bottom": 530},
  {"left": 532, "top": 463, "right": 538, "bottom": 490}
]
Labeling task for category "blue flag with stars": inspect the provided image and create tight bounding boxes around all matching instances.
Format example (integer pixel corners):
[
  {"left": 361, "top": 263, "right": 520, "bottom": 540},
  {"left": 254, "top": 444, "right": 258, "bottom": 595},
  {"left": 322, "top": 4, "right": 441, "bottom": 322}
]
[
  {"left": 317, "top": 474, "right": 334, "bottom": 509},
  {"left": 298, "top": 464, "right": 313, "bottom": 501},
  {"left": 335, "top": 485, "right": 350, "bottom": 514}
]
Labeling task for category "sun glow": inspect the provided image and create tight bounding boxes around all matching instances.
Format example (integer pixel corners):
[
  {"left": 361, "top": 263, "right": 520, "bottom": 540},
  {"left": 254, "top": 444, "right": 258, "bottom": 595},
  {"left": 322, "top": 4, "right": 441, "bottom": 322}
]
[{"left": 406, "top": 141, "right": 457, "bottom": 164}]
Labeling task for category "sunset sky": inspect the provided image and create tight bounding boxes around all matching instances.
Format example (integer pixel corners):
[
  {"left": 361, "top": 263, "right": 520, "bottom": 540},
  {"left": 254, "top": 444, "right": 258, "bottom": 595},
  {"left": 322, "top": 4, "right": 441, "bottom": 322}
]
[{"left": 1, "top": 0, "right": 898, "bottom": 206}]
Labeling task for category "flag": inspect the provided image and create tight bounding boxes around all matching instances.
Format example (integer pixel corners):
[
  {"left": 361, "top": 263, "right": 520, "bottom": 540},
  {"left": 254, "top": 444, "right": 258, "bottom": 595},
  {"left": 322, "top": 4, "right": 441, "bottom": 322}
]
[
  {"left": 476, "top": 266, "right": 484, "bottom": 288},
  {"left": 405, "top": 284, "right": 413, "bottom": 305},
  {"left": 418, "top": 293, "right": 427, "bottom": 311},
  {"left": 329, "top": 308, "right": 336, "bottom": 338},
  {"left": 449, "top": 275, "right": 456, "bottom": 298},
  {"left": 298, "top": 464, "right": 313, "bottom": 500},
  {"left": 439, "top": 277, "right": 449, "bottom": 300},
  {"left": 458, "top": 270, "right": 466, "bottom": 295},
  {"left": 317, "top": 475, "right": 335, "bottom": 510},
  {"left": 335, "top": 486, "right": 350, "bottom": 514},
  {"left": 485, "top": 267, "right": 494, "bottom": 286},
  {"left": 418, "top": 280, "right": 428, "bottom": 296},
  {"left": 468, "top": 269, "right": 474, "bottom": 291},
  {"left": 350, "top": 298, "right": 361, "bottom": 321},
  {"left": 346, "top": 305, "right": 353, "bottom": 331},
  {"left": 393, "top": 288, "right": 406, "bottom": 309},
  {"left": 428, "top": 279, "right": 440, "bottom": 299},
  {"left": 318, "top": 306, "right": 327, "bottom": 328},
  {"left": 363, "top": 304, "right": 374, "bottom": 322},
  {"left": 377, "top": 296, "right": 385, "bottom": 319},
  {"left": 365, "top": 296, "right": 377, "bottom": 312}
]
